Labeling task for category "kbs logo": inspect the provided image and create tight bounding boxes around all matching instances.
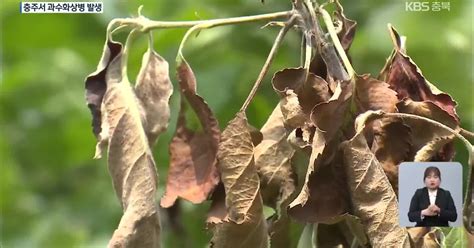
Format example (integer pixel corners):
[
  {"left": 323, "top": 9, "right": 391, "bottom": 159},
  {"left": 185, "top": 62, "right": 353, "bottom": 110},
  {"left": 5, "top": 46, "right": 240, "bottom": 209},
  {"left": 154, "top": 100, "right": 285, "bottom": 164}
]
[
  {"left": 405, "top": 2, "right": 430, "bottom": 12},
  {"left": 405, "top": 1, "right": 451, "bottom": 12}
]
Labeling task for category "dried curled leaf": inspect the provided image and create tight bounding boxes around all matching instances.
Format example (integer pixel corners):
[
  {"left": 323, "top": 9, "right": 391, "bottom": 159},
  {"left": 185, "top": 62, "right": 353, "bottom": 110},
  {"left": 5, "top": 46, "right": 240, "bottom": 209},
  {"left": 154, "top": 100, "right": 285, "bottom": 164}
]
[
  {"left": 371, "top": 119, "right": 412, "bottom": 194},
  {"left": 93, "top": 41, "right": 173, "bottom": 158},
  {"left": 334, "top": 0, "right": 357, "bottom": 51},
  {"left": 254, "top": 105, "right": 295, "bottom": 247},
  {"left": 85, "top": 39, "right": 122, "bottom": 138},
  {"left": 272, "top": 68, "right": 331, "bottom": 128},
  {"left": 397, "top": 99, "right": 458, "bottom": 161},
  {"left": 217, "top": 112, "right": 261, "bottom": 223},
  {"left": 273, "top": 68, "right": 331, "bottom": 115},
  {"left": 210, "top": 196, "right": 268, "bottom": 248},
  {"left": 311, "top": 81, "right": 353, "bottom": 141},
  {"left": 288, "top": 152, "right": 350, "bottom": 223},
  {"left": 161, "top": 60, "right": 219, "bottom": 208},
  {"left": 342, "top": 111, "right": 410, "bottom": 247},
  {"left": 206, "top": 183, "right": 227, "bottom": 226},
  {"left": 255, "top": 105, "right": 295, "bottom": 213},
  {"left": 101, "top": 53, "right": 161, "bottom": 248},
  {"left": 407, "top": 227, "right": 430, "bottom": 247},
  {"left": 414, "top": 136, "right": 454, "bottom": 162},
  {"left": 211, "top": 111, "right": 268, "bottom": 247},
  {"left": 134, "top": 48, "right": 173, "bottom": 145},
  {"left": 288, "top": 82, "right": 352, "bottom": 222},
  {"left": 421, "top": 228, "right": 443, "bottom": 248},
  {"left": 381, "top": 25, "right": 458, "bottom": 121},
  {"left": 354, "top": 74, "right": 398, "bottom": 113}
]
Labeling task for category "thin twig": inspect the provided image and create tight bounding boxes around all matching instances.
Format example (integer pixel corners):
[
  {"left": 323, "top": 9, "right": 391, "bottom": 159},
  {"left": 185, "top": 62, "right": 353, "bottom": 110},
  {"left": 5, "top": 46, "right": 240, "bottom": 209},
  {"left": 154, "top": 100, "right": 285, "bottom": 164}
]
[{"left": 240, "top": 17, "right": 296, "bottom": 112}]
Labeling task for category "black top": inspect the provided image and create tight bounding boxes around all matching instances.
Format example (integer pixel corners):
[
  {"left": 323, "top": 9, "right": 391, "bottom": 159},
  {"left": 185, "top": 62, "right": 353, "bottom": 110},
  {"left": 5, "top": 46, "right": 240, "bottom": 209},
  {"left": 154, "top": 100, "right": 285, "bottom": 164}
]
[{"left": 408, "top": 187, "right": 457, "bottom": 227}]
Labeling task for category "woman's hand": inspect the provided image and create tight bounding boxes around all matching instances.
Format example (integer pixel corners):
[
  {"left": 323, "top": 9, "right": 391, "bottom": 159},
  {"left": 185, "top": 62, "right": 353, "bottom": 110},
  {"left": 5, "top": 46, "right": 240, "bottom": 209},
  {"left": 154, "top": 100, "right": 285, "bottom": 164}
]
[
  {"left": 428, "top": 204, "right": 440, "bottom": 214},
  {"left": 421, "top": 205, "right": 438, "bottom": 216}
]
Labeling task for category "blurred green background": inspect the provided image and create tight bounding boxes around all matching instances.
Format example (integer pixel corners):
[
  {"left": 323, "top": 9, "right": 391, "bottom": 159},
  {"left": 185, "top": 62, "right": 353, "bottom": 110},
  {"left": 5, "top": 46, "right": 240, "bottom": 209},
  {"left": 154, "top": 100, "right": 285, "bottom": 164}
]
[{"left": 1, "top": 0, "right": 472, "bottom": 247}]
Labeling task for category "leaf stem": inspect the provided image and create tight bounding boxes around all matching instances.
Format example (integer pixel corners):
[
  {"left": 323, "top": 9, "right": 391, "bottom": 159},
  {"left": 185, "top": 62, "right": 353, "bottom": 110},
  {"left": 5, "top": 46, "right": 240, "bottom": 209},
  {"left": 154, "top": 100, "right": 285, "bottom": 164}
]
[
  {"left": 461, "top": 128, "right": 474, "bottom": 141},
  {"left": 176, "top": 24, "right": 203, "bottom": 63},
  {"left": 240, "top": 17, "right": 296, "bottom": 112},
  {"left": 121, "top": 29, "right": 140, "bottom": 80},
  {"left": 318, "top": 7, "right": 355, "bottom": 79}
]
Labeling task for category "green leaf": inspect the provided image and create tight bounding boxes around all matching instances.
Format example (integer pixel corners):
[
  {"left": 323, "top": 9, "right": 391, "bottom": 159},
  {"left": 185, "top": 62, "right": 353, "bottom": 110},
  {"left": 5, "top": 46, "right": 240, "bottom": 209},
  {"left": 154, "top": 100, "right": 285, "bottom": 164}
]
[
  {"left": 442, "top": 227, "right": 470, "bottom": 248},
  {"left": 297, "top": 224, "right": 315, "bottom": 248}
]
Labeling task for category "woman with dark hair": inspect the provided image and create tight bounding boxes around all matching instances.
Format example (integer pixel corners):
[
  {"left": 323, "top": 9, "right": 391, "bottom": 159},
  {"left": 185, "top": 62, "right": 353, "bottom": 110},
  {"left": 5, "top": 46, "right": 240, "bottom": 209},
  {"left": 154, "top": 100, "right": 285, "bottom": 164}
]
[{"left": 408, "top": 166, "right": 457, "bottom": 227}]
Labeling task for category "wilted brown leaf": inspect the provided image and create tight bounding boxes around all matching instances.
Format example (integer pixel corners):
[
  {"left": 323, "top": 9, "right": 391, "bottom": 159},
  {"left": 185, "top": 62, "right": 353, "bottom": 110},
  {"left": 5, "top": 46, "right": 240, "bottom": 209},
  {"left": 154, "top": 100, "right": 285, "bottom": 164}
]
[
  {"left": 371, "top": 119, "right": 412, "bottom": 194},
  {"left": 161, "top": 60, "right": 219, "bottom": 208},
  {"left": 134, "top": 47, "right": 173, "bottom": 145},
  {"left": 278, "top": 90, "right": 306, "bottom": 129},
  {"left": 254, "top": 105, "right": 295, "bottom": 247},
  {"left": 255, "top": 105, "right": 295, "bottom": 212},
  {"left": 207, "top": 184, "right": 227, "bottom": 225},
  {"left": 334, "top": 0, "right": 357, "bottom": 52},
  {"left": 249, "top": 124, "right": 264, "bottom": 146},
  {"left": 354, "top": 74, "right": 398, "bottom": 113},
  {"left": 342, "top": 111, "right": 410, "bottom": 247},
  {"left": 211, "top": 111, "right": 268, "bottom": 247},
  {"left": 288, "top": 153, "right": 350, "bottom": 223},
  {"left": 217, "top": 111, "right": 261, "bottom": 223},
  {"left": 414, "top": 136, "right": 455, "bottom": 162},
  {"left": 85, "top": 39, "right": 122, "bottom": 139},
  {"left": 288, "top": 82, "right": 353, "bottom": 222},
  {"left": 210, "top": 197, "right": 268, "bottom": 248},
  {"left": 100, "top": 53, "right": 161, "bottom": 248},
  {"left": 397, "top": 99, "right": 458, "bottom": 160},
  {"left": 421, "top": 228, "right": 443, "bottom": 248},
  {"left": 160, "top": 105, "right": 219, "bottom": 207},
  {"left": 381, "top": 25, "right": 458, "bottom": 122},
  {"left": 407, "top": 227, "right": 430, "bottom": 247},
  {"left": 272, "top": 68, "right": 331, "bottom": 128},
  {"left": 311, "top": 82, "right": 353, "bottom": 141}
]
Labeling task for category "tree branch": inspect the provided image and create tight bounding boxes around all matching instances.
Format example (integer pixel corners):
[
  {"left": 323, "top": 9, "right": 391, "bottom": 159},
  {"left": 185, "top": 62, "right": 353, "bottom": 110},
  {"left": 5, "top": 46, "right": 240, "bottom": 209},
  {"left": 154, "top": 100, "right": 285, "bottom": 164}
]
[{"left": 108, "top": 10, "right": 293, "bottom": 33}]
